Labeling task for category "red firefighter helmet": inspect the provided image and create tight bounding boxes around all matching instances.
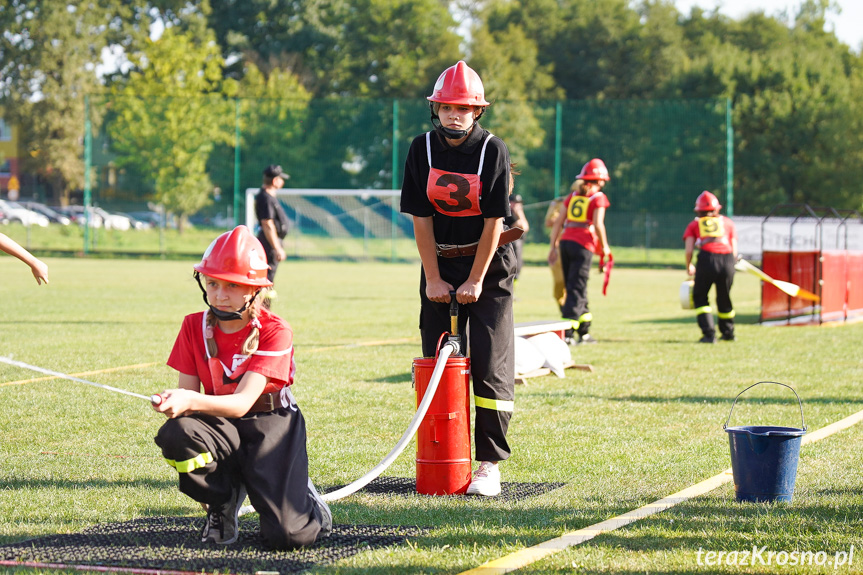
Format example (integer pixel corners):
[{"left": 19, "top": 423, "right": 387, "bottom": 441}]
[
  {"left": 194, "top": 226, "right": 272, "bottom": 287},
  {"left": 576, "top": 158, "right": 610, "bottom": 181},
  {"left": 427, "top": 61, "right": 490, "bottom": 107},
  {"left": 694, "top": 191, "right": 722, "bottom": 212}
]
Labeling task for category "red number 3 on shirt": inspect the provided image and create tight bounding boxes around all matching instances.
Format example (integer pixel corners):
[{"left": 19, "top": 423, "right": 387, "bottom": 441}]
[{"left": 427, "top": 168, "right": 482, "bottom": 217}]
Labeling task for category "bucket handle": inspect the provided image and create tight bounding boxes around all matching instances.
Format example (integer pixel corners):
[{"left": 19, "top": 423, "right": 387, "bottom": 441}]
[{"left": 723, "top": 381, "right": 807, "bottom": 432}]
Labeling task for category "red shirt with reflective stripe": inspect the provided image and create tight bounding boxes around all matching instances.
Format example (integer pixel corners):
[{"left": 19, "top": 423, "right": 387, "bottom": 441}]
[
  {"left": 683, "top": 215, "right": 736, "bottom": 254},
  {"left": 167, "top": 307, "right": 294, "bottom": 395},
  {"left": 560, "top": 191, "right": 610, "bottom": 252}
]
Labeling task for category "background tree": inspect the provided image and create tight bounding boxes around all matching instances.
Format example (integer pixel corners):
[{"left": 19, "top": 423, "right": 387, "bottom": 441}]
[
  {"left": 206, "top": 64, "right": 313, "bottom": 217},
  {"left": 0, "top": 0, "right": 151, "bottom": 205},
  {"left": 108, "top": 19, "right": 232, "bottom": 229},
  {"left": 204, "top": 0, "right": 462, "bottom": 98}
]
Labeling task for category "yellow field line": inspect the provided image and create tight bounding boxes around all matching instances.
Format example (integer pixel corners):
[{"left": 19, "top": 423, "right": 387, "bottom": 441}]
[
  {"left": 0, "top": 337, "right": 418, "bottom": 386},
  {"left": 458, "top": 407, "right": 863, "bottom": 574},
  {"left": 0, "top": 362, "right": 160, "bottom": 388}
]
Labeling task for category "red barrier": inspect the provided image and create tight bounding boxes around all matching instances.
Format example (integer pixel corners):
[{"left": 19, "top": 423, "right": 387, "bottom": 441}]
[
  {"left": 760, "top": 249, "right": 863, "bottom": 324},
  {"left": 848, "top": 252, "right": 863, "bottom": 321}
]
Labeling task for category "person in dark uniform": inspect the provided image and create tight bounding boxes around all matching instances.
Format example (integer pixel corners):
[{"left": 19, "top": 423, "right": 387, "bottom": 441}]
[
  {"left": 547, "top": 159, "right": 612, "bottom": 345},
  {"left": 254, "top": 165, "right": 291, "bottom": 291},
  {"left": 152, "top": 226, "right": 331, "bottom": 549},
  {"left": 505, "top": 167, "right": 529, "bottom": 290},
  {"left": 400, "top": 61, "right": 519, "bottom": 497},
  {"left": 683, "top": 191, "right": 737, "bottom": 343}
]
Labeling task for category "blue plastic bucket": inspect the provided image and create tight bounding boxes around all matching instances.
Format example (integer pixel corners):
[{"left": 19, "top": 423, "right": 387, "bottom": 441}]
[{"left": 724, "top": 382, "right": 807, "bottom": 503}]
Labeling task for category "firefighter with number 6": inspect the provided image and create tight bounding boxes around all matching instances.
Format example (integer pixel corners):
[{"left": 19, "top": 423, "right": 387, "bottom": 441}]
[
  {"left": 547, "top": 158, "right": 611, "bottom": 345},
  {"left": 683, "top": 191, "right": 737, "bottom": 343}
]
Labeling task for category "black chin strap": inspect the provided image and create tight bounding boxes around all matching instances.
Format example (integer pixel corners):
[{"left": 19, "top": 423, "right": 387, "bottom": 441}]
[
  {"left": 194, "top": 272, "right": 260, "bottom": 322},
  {"left": 429, "top": 103, "right": 482, "bottom": 140}
]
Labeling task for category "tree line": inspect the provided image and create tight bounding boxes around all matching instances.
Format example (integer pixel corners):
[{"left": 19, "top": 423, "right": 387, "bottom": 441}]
[{"left": 1, "top": 0, "right": 861, "bottom": 221}]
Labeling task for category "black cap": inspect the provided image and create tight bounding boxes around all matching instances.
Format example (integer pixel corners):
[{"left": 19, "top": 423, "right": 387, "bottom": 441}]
[{"left": 263, "top": 164, "right": 288, "bottom": 180}]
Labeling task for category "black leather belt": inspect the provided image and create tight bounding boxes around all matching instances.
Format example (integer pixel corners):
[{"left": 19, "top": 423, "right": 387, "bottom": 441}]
[
  {"left": 436, "top": 227, "right": 524, "bottom": 258},
  {"left": 248, "top": 391, "right": 281, "bottom": 413}
]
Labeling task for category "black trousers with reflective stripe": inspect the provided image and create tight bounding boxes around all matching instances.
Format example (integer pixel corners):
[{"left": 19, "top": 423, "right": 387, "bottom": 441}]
[
  {"left": 560, "top": 240, "right": 593, "bottom": 335},
  {"left": 154, "top": 407, "right": 323, "bottom": 549},
  {"left": 419, "top": 244, "right": 516, "bottom": 463},
  {"left": 694, "top": 251, "right": 736, "bottom": 337}
]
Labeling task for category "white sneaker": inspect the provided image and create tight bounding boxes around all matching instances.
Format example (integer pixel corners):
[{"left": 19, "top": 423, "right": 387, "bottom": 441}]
[
  {"left": 466, "top": 461, "right": 501, "bottom": 496},
  {"left": 307, "top": 478, "right": 332, "bottom": 533}
]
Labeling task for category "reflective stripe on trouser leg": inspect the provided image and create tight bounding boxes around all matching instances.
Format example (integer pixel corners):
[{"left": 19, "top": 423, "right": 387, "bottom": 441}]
[
  {"left": 419, "top": 246, "right": 516, "bottom": 463},
  {"left": 154, "top": 414, "right": 241, "bottom": 507},
  {"left": 718, "top": 309, "right": 735, "bottom": 337},
  {"left": 165, "top": 451, "right": 214, "bottom": 473},
  {"left": 560, "top": 241, "right": 592, "bottom": 325},
  {"left": 577, "top": 312, "right": 593, "bottom": 336},
  {"left": 474, "top": 395, "right": 514, "bottom": 412}
]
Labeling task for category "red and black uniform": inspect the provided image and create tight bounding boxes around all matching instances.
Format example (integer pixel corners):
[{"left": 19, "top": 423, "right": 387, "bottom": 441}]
[
  {"left": 559, "top": 188, "right": 609, "bottom": 337},
  {"left": 683, "top": 215, "right": 737, "bottom": 339},
  {"left": 154, "top": 307, "right": 323, "bottom": 549},
  {"left": 254, "top": 190, "right": 290, "bottom": 283},
  {"left": 400, "top": 127, "right": 516, "bottom": 463}
]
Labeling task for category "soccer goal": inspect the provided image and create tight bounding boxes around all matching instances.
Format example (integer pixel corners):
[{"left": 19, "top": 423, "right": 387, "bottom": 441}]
[{"left": 244, "top": 188, "right": 416, "bottom": 261}]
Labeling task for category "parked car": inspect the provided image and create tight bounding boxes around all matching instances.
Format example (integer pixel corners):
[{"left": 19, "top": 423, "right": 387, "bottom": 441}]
[
  {"left": 127, "top": 211, "right": 166, "bottom": 228},
  {"left": 0, "top": 199, "right": 50, "bottom": 227},
  {"left": 94, "top": 208, "right": 132, "bottom": 231},
  {"left": 58, "top": 206, "right": 103, "bottom": 228},
  {"left": 117, "top": 212, "right": 150, "bottom": 230},
  {"left": 20, "top": 202, "right": 71, "bottom": 225},
  {"left": 59, "top": 206, "right": 132, "bottom": 230}
]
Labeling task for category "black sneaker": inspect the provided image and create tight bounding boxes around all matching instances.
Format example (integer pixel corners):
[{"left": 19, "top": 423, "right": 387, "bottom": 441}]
[
  {"left": 578, "top": 334, "right": 598, "bottom": 345},
  {"left": 720, "top": 333, "right": 736, "bottom": 341},
  {"left": 201, "top": 484, "right": 246, "bottom": 545},
  {"left": 698, "top": 335, "right": 716, "bottom": 344},
  {"left": 307, "top": 478, "right": 332, "bottom": 533}
]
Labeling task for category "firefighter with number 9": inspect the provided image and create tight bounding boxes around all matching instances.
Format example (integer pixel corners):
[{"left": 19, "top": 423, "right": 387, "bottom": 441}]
[
  {"left": 547, "top": 158, "right": 612, "bottom": 345},
  {"left": 683, "top": 191, "right": 738, "bottom": 343},
  {"left": 400, "top": 60, "right": 520, "bottom": 497}
]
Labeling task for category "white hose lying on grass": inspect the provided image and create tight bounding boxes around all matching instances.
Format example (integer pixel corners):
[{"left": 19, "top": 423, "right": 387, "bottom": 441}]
[{"left": 237, "top": 340, "right": 458, "bottom": 514}]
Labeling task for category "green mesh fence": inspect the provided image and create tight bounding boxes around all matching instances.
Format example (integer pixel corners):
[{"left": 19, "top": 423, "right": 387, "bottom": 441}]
[{"left": 14, "top": 96, "right": 729, "bottom": 259}]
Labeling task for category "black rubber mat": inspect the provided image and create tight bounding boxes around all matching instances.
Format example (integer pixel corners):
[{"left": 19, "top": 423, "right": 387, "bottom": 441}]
[
  {"left": 0, "top": 516, "right": 425, "bottom": 574},
  {"left": 325, "top": 475, "right": 565, "bottom": 502}
]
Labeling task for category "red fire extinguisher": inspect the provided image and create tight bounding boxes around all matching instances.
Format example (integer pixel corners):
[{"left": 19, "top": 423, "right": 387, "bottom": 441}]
[{"left": 413, "top": 293, "right": 472, "bottom": 495}]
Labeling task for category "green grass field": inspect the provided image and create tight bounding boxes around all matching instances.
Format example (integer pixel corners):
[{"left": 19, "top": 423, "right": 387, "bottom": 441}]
[{"left": 1, "top": 254, "right": 861, "bottom": 574}]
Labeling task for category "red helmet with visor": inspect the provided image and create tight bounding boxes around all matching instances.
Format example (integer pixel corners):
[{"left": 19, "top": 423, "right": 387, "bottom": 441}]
[
  {"left": 427, "top": 61, "right": 490, "bottom": 107},
  {"left": 194, "top": 226, "right": 272, "bottom": 287},
  {"left": 694, "top": 191, "right": 722, "bottom": 212},
  {"left": 576, "top": 158, "right": 611, "bottom": 181}
]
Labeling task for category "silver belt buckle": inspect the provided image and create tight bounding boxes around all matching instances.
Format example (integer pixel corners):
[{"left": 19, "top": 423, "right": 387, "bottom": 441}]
[{"left": 436, "top": 243, "right": 454, "bottom": 256}]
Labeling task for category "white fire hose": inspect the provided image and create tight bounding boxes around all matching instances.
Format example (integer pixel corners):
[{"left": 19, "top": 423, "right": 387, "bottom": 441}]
[
  {"left": 318, "top": 339, "right": 457, "bottom": 502},
  {"left": 0, "top": 347, "right": 458, "bottom": 511}
]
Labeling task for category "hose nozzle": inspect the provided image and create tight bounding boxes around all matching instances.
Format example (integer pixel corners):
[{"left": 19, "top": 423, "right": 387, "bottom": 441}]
[{"left": 449, "top": 290, "right": 458, "bottom": 337}]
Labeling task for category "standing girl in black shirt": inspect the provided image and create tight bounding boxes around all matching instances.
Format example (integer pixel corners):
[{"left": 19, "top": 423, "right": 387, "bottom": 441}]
[{"left": 400, "top": 61, "right": 518, "bottom": 497}]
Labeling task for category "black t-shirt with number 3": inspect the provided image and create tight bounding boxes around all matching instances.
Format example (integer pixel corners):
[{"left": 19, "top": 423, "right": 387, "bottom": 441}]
[{"left": 400, "top": 126, "right": 511, "bottom": 247}]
